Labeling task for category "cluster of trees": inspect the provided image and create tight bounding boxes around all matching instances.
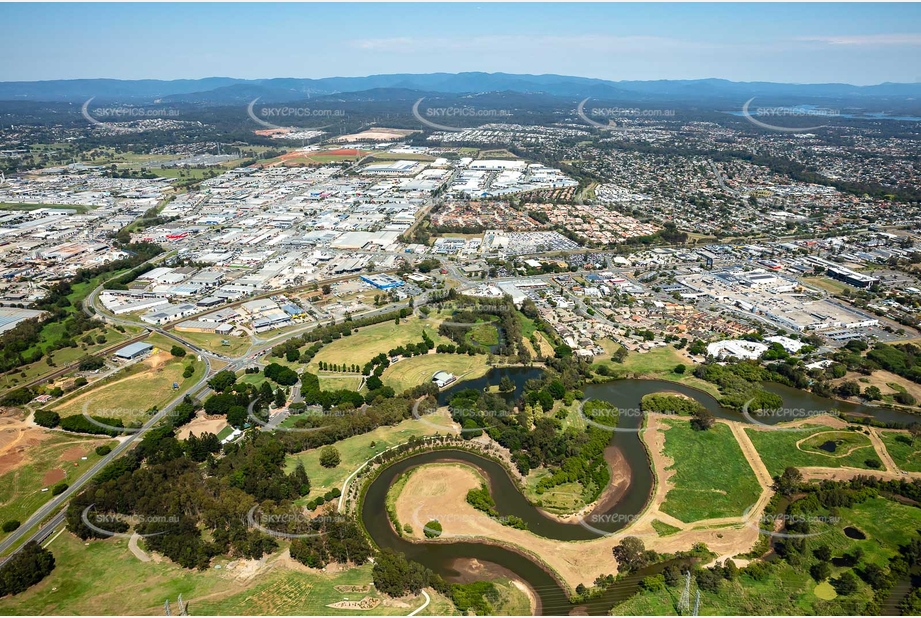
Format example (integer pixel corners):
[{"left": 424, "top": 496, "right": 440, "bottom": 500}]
[
  {"left": 759, "top": 472, "right": 921, "bottom": 613},
  {"left": 288, "top": 515, "right": 372, "bottom": 569},
  {"left": 64, "top": 425, "right": 329, "bottom": 570},
  {"left": 263, "top": 363, "right": 298, "bottom": 386},
  {"left": 445, "top": 356, "right": 608, "bottom": 501},
  {"left": 276, "top": 390, "right": 435, "bottom": 456},
  {"left": 77, "top": 355, "right": 106, "bottom": 371},
  {"left": 371, "top": 550, "right": 447, "bottom": 598},
  {"left": 441, "top": 292, "right": 530, "bottom": 361},
  {"left": 639, "top": 394, "right": 714, "bottom": 430},
  {"left": 304, "top": 486, "right": 340, "bottom": 511},
  {"left": 0, "top": 542, "right": 55, "bottom": 597},
  {"left": 639, "top": 394, "right": 706, "bottom": 416},
  {"left": 465, "top": 484, "right": 498, "bottom": 516},
  {"left": 317, "top": 361, "right": 361, "bottom": 373},
  {"left": 297, "top": 371, "right": 366, "bottom": 411},
  {"left": 693, "top": 361, "right": 784, "bottom": 411},
  {"left": 866, "top": 343, "right": 921, "bottom": 384}
]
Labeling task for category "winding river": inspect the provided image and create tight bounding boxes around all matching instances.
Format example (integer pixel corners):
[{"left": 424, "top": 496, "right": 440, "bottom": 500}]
[{"left": 360, "top": 370, "right": 921, "bottom": 615}]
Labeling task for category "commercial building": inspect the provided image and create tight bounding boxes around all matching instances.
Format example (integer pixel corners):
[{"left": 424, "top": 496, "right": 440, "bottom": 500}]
[
  {"left": 432, "top": 371, "right": 456, "bottom": 388},
  {"left": 114, "top": 342, "right": 154, "bottom": 360},
  {"left": 361, "top": 274, "right": 405, "bottom": 290}
]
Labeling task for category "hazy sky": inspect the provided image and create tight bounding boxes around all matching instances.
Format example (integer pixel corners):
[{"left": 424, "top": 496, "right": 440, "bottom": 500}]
[{"left": 2, "top": 3, "right": 920, "bottom": 85}]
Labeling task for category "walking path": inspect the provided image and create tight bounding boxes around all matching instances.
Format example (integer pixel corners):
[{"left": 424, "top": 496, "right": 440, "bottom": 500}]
[{"left": 128, "top": 532, "right": 151, "bottom": 562}]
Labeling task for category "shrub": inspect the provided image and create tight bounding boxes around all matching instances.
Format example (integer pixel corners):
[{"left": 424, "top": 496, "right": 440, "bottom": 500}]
[
  {"left": 78, "top": 355, "right": 105, "bottom": 371},
  {"left": 51, "top": 482, "right": 69, "bottom": 496},
  {"left": 95, "top": 444, "right": 112, "bottom": 456},
  {"left": 424, "top": 520, "right": 443, "bottom": 538},
  {"left": 170, "top": 345, "right": 187, "bottom": 357},
  {"left": 33, "top": 409, "right": 60, "bottom": 428},
  {"left": 1, "top": 520, "right": 20, "bottom": 533},
  {"left": 319, "top": 446, "right": 340, "bottom": 468}
]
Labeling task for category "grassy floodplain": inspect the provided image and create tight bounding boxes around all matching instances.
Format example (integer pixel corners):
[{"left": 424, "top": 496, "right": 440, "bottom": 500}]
[
  {"left": 658, "top": 419, "right": 762, "bottom": 522},
  {"left": 744, "top": 425, "right": 879, "bottom": 478}
]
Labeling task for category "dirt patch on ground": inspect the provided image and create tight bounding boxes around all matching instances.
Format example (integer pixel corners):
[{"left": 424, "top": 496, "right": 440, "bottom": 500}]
[
  {"left": 42, "top": 468, "right": 65, "bottom": 485},
  {"left": 61, "top": 446, "right": 89, "bottom": 461},
  {"left": 176, "top": 414, "right": 228, "bottom": 441},
  {"left": 142, "top": 351, "right": 171, "bottom": 370},
  {"left": 0, "top": 421, "right": 52, "bottom": 475}
]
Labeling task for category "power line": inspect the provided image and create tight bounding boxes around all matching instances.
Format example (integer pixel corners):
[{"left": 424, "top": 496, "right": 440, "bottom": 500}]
[{"left": 678, "top": 571, "right": 691, "bottom": 615}]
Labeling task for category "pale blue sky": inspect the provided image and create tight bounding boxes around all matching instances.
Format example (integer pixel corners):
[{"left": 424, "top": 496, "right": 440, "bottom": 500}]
[{"left": 2, "top": 3, "right": 920, "bottom": 84}]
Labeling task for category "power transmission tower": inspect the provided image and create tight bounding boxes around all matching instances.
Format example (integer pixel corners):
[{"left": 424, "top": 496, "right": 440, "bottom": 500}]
[
  {"left": 164, "top": 600, "right": 171, "bottom": 616},
  {"left": 678, "top": 571, "right": 691, "bottom": 615},
  {"left": 178, "top": 593, "right": 187, "bottom": 616},
  {"left": 693, "top": 589, "right": 700, "bottom": 616}
]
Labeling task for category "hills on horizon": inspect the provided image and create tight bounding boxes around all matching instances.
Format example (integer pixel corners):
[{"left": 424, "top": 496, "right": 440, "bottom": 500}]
[{"left": 2, "top": 72, "right": 921, "bottom": 105}]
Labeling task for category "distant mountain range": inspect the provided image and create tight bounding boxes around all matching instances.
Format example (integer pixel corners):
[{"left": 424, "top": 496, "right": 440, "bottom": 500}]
[{"left": 2, "top": 72, "right": 920, "bottom": 104}]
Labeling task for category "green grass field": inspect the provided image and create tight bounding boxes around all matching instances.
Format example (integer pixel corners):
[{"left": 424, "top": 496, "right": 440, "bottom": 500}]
[
  {"left": 803, "top": 276, "right": 852, "bottom": 295},
  {"left": 0, "top": 531, "right": 431, "bottom": 615},
  {"left": 613, "top": 496, "right": 921, "bottom": 616},
  {"left": 284, "top": 415, "right": 457, "bottom": 501},
  {"left": 0, "top": 265, "right": 138, "bottom": 394},
  {"left": 523, "top": 473, "right": 585, "bottom": 514},
  {"left": 650, "top": 519, "right": 682, "bottom": 537},
  {"left": 592, "top": 345, "right": 720, "bottom": 398},
  {"left": 381, "top": 353, "right": 491, "bottom": 395},
  {"left": 466, "top": 321, "right": 500, "bottom": 347},
  {"left": 0, "top": 203, "right": 94, "bottom": 213},
  {"left": 518, "top": 313, "right": 538, "bottom": 339},
  {"left": 178, "top": 330, "right": 252, "bottom": 357},
  {"left": 878, "top": 430, "right": 921, "bottom": 472},
  {"left": 798, "top": 431, "right": 874, "bottom": 456},
  {"left": 0, "top": 433, "right": 115, "bottom": 540},
  {"left": 306, "top": 317, "right": 450, "bottom": 373},
  {"left": 317, "top": 375, "right": 364, "bottom": 392},
  {"left": 658, "top": 419, "right": 762, "bottom": 522},
  {"left": 744, "top": 426, "right": 878, "bottom": 478},
  {"left": 52, "top": 351, "right": 204, "bottom": 423}
]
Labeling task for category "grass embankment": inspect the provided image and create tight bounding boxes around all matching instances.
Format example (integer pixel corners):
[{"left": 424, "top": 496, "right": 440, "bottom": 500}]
[
  {"left": 178, "top": 330, "right": 253, "bottom": 357},
  {"left": 306, "top": 318, "right": 450, "bottom": 374},
  {"left": 284, "top": 415, "right": 457, "bottom": 502},
  {"left": 658, "top": 419, "right": 762, "bottom": 522},
  {"left": 381, "top": 354, "right": 491, "bottom": 395},
  {"left": 592, "top": 345, "right": 720, "bottom": 398},
  {"left": 744, "top": 426, "right": 879, "bottom": 478},
  {"left": 52, "top": 351, "right": 204, "bottom": 423}
]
